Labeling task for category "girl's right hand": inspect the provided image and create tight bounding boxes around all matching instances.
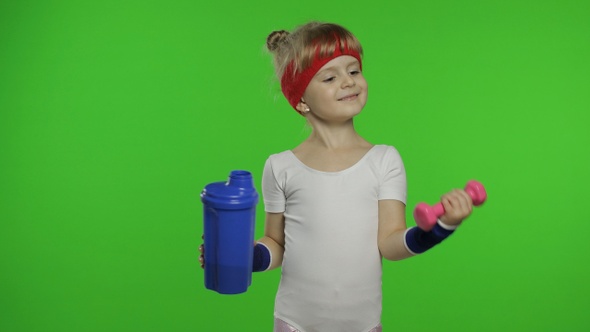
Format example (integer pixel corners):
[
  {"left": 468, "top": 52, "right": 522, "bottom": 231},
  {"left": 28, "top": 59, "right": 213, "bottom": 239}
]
[{"left": 199, "top": 235, "right": 205, "bottom": 269}]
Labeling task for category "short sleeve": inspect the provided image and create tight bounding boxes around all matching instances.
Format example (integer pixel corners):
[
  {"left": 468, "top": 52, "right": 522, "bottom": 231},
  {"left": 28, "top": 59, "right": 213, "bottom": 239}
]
[
  {"left": 378, "top": 146, "right": 407, "bottom": 204},
  {"left": 262, "top": 157, "right": 286, "bottom": 213}
]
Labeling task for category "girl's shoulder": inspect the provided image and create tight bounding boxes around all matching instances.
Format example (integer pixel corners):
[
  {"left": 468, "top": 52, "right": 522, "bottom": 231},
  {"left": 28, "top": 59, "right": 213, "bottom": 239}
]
[
  {"left": 264, "top": 149, "right": 298, "bottom": 170},
  {"left": 368, "top": 144, "right": 402, "bottom": 158},
  {"left": 266, "top": 149, "right": 295, "bottom": 161},
  {"left": 365, "top": 144, "right": 405, "bottom": 170}
]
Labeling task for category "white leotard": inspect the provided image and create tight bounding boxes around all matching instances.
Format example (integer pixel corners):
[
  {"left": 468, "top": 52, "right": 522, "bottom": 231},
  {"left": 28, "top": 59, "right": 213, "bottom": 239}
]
[{"left": 262, "top": 145, "right": 407, "bottom": 332}]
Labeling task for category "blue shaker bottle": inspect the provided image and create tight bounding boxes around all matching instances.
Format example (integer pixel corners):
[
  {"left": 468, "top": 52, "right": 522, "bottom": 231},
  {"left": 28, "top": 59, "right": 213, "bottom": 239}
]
[{"left": 200, "top": 170, "right": 258, "bottom": 294}]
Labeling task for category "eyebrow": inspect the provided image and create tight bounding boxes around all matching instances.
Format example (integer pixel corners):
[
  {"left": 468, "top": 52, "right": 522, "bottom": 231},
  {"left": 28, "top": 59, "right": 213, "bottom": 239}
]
[{"left": 316, "top": 59, "right": 360, "bottom": 76}]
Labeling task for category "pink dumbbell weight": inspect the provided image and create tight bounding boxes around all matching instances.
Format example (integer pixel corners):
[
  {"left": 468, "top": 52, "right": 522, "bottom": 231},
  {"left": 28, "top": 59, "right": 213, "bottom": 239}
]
[{"left": 413, "top": 180, "right": 487, "bottom": 231}]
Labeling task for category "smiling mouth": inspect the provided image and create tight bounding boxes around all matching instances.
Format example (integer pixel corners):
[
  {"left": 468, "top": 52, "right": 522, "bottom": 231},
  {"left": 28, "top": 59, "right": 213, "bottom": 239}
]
[{"left": 338, "top": 93, "right": 359, "bottom": 101}]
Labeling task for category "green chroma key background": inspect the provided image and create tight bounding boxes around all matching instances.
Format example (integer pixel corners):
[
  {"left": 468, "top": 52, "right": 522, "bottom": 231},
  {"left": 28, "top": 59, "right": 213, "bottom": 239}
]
[{"left": 1, "top": 0, "right": 589, "bottom": 331}]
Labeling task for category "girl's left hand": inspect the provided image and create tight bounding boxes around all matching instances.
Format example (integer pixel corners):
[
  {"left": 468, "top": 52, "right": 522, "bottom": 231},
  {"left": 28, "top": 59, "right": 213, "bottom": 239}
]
[{"left": 438, "top": 189, "right": 473, "bottom": 227}]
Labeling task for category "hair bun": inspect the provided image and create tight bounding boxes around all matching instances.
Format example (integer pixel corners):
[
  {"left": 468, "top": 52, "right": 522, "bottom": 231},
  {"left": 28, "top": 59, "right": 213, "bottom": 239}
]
[{"left": 266, "top": 30, "right": 289, "bottom": 52}]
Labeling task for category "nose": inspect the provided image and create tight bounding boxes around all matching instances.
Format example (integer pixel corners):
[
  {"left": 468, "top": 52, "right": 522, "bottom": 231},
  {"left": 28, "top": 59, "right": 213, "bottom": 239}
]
[{"left": 341, "top": 74, "right": 356, "bottom": 88}]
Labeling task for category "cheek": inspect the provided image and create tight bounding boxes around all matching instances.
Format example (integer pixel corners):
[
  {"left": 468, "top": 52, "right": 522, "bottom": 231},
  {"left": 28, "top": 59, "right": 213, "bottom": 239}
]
[
  {"left": 304, "top": 86, "right": 332, "bottom": 105},
  {"left": 359, "top": 77, "right": 368, "bottom": 90},
  {"left": 358, "top": 78, "right": 368, "bottom": 96}
]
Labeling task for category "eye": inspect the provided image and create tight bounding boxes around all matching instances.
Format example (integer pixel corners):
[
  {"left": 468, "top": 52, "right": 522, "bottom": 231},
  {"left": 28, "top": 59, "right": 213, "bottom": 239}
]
[
  {"left": 322, "top": 77, "right": 335, "bottom": 83},
  {"left": 349, "top": 70, "right": 360, "bottom": 75}
]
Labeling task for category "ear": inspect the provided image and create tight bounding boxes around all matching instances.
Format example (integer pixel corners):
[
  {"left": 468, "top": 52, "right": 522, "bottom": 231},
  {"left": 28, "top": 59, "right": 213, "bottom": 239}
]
[{"left": 296, "top": 100, "right": 310, "bottom": 114}]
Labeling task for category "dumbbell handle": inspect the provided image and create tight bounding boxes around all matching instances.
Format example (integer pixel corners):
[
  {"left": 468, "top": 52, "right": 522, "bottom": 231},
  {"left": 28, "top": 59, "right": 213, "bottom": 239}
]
[{"left": 413, "top": 180, "right": 487, "bottom": 231}]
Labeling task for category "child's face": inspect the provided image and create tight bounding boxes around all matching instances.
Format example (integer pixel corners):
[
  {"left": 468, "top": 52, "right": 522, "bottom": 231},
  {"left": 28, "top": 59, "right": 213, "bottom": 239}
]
[{"left": 301, "top": 55, "right": 367, "bottom": 122}]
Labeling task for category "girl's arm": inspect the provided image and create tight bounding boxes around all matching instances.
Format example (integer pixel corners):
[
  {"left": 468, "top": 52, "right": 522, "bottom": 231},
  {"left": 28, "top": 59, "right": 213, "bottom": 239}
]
[
  {"left": 256, "top": 212, "right": 285, "bottom": 270},
  {"left": 377, "top": 199, "right": 414, "bottom": 261},
  {"left": 378, "top": 190, "right": 474, "bottom": 260}
]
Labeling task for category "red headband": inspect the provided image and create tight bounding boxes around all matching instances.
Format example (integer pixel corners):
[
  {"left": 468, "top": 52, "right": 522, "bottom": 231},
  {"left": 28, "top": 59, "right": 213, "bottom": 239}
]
[{"left": 280, "top": 45, "right": 362, "bottom": 112}]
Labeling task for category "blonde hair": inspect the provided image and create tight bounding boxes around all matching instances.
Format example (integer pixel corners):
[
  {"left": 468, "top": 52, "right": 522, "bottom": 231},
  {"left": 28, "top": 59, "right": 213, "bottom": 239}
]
[{"left": 266, "top": 22, "right": 363, "bottom": 80}]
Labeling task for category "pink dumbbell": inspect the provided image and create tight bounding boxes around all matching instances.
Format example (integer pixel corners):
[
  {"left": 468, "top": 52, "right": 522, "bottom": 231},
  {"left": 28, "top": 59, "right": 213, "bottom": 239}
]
[{"left": 413, "top": 180, "right": 487, "bottom": 231}]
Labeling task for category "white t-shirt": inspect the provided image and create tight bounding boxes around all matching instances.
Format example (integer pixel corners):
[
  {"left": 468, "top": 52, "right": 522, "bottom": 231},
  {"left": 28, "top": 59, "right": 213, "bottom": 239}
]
[{"left": 262, "top": 145, "right": 407, "bottom": 332}]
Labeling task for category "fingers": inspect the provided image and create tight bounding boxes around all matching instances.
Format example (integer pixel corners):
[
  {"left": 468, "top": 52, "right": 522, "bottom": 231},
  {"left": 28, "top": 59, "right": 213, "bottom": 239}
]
[
  {"left": 451, "top": 189, "right": 472, "bottom": 212},
  {"left": 199, "top": 243, "right": 205, "bottom": 269},
  {"left": 440, "top": 189, "right": 474, "bottom": 225}
]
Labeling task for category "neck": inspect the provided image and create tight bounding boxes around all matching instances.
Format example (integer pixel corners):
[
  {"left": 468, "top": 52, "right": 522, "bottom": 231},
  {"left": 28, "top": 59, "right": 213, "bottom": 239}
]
[{"left": 305, "top": 118, "right": 366, "bottom": 150}]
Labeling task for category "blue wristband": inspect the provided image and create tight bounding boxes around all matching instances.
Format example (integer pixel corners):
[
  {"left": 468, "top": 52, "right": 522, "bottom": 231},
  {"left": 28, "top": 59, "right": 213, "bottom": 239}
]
[
  {"left": 404, "top": 220, "right": 456, "bottom": 255},
  {"left": 252, "top": 243, "right": 271, "bottom": 272}
]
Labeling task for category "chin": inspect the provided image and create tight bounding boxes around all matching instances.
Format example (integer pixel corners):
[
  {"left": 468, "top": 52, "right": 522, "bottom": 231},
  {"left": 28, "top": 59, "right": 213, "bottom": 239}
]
[
  {"left": 339, "top": 107, "right": 364, "bottom": 121},
  {"left": 345, "top": 102, "right": 366, "bottom": 116}
]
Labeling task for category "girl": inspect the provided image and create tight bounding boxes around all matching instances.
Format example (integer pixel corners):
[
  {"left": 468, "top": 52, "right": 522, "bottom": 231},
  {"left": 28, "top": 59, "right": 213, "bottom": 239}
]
[{"left": 202, "top": 22, "right": 474, "bottom": 332}]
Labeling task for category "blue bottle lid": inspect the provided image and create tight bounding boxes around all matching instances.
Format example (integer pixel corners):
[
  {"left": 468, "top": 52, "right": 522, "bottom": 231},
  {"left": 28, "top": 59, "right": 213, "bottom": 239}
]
[{"left": 201, "top": 170, "right": 259, "bottom": 210}]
